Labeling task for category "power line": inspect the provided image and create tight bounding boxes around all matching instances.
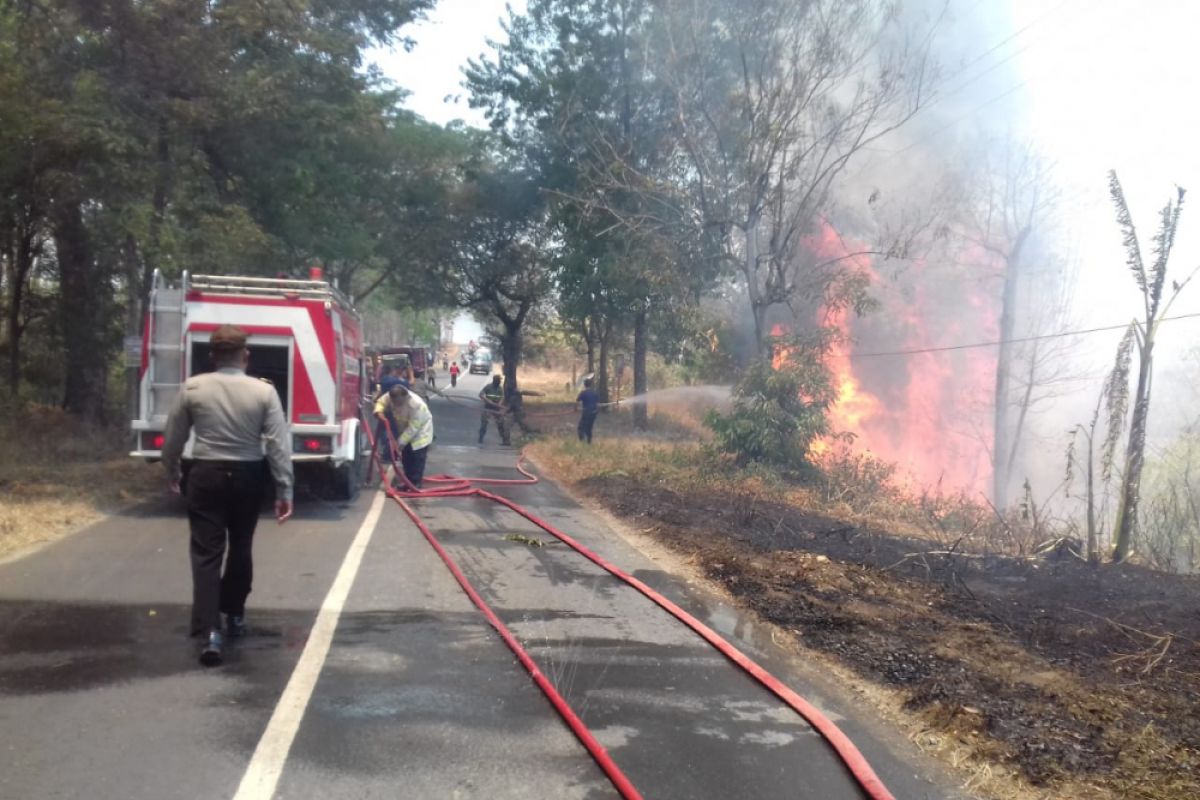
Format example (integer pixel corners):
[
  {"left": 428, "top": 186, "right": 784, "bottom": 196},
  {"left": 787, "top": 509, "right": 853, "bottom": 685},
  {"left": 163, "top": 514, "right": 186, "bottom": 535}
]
[
  {"left": 935, "top": 0, "right": 1078, "bottom": 100},
  {"left": 878, "top": 0, "right": 1127, "bottom": 159},
  {"left": 848, "top": 311, "right": 1200, "bottom": 360}
]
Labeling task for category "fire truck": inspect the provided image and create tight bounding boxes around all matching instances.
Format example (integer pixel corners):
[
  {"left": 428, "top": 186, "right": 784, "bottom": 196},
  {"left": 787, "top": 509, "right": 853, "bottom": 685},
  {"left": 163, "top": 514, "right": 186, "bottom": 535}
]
[{"left": 130, "top": 269, "right": 368, "bottom": 500}]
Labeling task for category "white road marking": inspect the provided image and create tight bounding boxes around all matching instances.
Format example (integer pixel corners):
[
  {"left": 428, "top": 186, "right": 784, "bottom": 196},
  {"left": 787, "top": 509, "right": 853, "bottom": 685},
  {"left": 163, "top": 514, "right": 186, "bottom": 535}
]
[{"left": 232, "top": 490, "right": 387, "bottom": 800}]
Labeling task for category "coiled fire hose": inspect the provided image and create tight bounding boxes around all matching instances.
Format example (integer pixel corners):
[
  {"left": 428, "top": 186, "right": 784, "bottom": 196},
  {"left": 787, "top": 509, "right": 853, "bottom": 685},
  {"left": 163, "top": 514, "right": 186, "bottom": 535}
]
[{"left": 360, "top": 407, "right": 897, "bottom": 800}]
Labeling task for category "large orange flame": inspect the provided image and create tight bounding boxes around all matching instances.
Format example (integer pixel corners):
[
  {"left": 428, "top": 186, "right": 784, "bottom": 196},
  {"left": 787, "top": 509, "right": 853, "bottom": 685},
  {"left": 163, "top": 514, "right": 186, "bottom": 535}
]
[{"left": 772, "top": 222, "right": 999, "bottom": 494}]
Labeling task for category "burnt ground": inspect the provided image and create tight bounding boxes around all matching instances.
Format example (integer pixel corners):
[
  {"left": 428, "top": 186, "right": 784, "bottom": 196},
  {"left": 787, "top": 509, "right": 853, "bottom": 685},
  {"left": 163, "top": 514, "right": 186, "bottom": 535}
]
[{"left": 573, "top": 474, "right": 1200, "bottom": 800}]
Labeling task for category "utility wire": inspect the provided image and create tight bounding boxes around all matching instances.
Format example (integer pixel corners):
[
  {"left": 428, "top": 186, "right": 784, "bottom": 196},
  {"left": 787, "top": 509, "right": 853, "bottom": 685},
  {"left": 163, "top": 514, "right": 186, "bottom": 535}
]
[
  {"left": 878, "top": 0, "right": 1125, "bottom": 158},
  {"left": 848, "top": 311, "right": 1200, "bottom": 359}
]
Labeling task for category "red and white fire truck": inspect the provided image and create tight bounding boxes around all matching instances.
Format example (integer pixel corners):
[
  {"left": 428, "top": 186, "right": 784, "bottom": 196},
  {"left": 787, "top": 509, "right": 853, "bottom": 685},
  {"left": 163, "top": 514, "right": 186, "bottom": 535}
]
[{"left": 130, "top": 269, "right": 368, "bottom": 499}]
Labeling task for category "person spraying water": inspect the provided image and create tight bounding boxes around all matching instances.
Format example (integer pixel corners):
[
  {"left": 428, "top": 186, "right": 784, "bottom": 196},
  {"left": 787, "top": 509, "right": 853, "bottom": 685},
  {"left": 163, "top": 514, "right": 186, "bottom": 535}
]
[{"left": 575, "top": 377, "right": 600, "bottom": 444}]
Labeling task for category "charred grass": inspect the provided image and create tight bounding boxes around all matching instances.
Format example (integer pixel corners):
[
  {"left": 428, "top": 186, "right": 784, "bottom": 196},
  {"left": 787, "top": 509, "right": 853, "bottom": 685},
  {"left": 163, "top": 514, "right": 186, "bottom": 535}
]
[
  {"left": 528, "top": 436, "right": 1200, "bottom": 800},
  {"left": 0, "top": 405, "right": 158, "bottom": 560}
]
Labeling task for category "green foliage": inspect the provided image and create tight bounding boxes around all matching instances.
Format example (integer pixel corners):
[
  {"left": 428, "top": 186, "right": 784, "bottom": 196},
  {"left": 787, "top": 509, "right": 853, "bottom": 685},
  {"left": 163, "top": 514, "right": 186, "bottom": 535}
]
[
  {"left": 704, "top": 331, "right": 837, "bottom": 470},
  {"left": 0, "top": 0, "right": 447, "bottom": 415}
]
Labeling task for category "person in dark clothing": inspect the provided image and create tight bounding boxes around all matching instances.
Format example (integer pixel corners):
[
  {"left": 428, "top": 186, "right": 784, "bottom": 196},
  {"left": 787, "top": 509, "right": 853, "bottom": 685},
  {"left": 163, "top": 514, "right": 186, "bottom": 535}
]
[
  {"left": 575, "top": 378, "right": 600, "bottom": 444},
  {"left": 162, "top": 325, "right": 293, "bottom": 667},
  {"left": 503, "top": 376, "right": 535, "bottom": 436},
  {"left": 479, "top": 375, "right": 509, "bottom": 445}
]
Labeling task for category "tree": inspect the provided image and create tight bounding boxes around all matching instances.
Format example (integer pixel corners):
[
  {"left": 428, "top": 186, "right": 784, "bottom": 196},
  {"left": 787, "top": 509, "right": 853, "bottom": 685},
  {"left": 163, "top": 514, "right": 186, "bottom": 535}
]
[
  {"left": 0, "top": 0, "right": 438, "bottom": 417},
  {"left": 468, "top": 0, "right": 705, "bottom": 427},
  {"left": 434, "top": 157, "right": 553, "bottom": 390},
  {"left": 954, "top": 139, "right": 1063, "bottom": 508},
  {"left": 1106, "top": 172, "right": 1196, "bottom": 562},
  {"left": 645, "top": 0, "right": 933, "bottom": 355},
  {"left": 706, "top": 330, "right": 838, "bottom": 469}
]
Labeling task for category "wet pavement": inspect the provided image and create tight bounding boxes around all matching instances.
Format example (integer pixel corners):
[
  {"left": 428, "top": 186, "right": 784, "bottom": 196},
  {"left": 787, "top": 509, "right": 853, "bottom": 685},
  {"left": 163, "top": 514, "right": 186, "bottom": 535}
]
[{"left": 0, "top": 372, "right": 961, "bottom": 799}]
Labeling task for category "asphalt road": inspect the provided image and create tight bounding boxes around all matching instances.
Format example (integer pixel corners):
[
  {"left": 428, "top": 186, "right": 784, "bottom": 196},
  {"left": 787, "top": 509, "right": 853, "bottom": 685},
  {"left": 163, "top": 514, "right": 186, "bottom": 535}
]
[{"left": 0, "top": 371, "right": 961, "bottom": 799}]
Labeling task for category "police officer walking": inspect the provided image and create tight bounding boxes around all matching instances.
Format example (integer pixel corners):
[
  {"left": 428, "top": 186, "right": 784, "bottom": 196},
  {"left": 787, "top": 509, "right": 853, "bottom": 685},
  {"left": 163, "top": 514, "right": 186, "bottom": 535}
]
[{"left": 162, "top": 325, "right": 293, "bottom": 667}]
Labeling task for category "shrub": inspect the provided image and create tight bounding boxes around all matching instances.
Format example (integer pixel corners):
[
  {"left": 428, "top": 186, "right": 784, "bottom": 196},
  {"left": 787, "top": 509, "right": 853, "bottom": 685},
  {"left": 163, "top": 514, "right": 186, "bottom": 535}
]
[{"left": 704, "top": 330, "right": 836, "bottom": 471}]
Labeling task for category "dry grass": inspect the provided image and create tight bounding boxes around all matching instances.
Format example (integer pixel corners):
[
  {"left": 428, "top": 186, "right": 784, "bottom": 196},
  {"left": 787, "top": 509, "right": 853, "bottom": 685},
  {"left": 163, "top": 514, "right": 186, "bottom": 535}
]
[
  {"left": 516, "top": 366, "right": 580, "bottom": 399},
  {"left": 0, "top": 405, "right": 158, "bottom": 560}
]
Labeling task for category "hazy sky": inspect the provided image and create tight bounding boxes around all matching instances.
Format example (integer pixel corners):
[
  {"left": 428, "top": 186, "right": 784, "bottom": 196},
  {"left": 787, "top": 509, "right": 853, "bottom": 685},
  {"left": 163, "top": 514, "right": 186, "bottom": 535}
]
[{"left": 370, "top": 0, "right": 1200, "bottom": 367}]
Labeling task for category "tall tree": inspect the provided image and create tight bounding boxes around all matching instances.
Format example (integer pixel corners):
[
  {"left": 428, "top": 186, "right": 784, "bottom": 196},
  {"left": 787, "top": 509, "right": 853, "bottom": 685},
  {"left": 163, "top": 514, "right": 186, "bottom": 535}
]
[
  {"left": 467, "top": 0, "right": 707, "bottom": 427},
  {"left": 1107, "top": 173, "right": 1196, "bottom": 562},
  {"left": 0, "top": 0, "right": 437, "bottom": 415},
  {"left": 645, "top": 0, "right": 933, "bottom": 355},
  {"left": 955, "top": 139, "right": 1060, "bottom": 508},
  {"left": 434, "top": 157, "right": 553, "bottom": 390}
]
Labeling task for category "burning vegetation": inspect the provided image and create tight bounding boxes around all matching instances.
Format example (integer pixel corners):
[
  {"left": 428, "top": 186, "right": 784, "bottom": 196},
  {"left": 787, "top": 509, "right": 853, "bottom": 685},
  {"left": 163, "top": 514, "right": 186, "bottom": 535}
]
[{"left": 765, "top": 221, "right": 1000, "bottom": 496}]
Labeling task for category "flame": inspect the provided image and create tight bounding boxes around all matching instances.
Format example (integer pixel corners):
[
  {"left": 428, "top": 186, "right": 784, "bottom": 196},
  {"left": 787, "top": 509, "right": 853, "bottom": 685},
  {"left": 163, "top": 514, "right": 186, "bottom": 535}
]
[
  {"left": 770, "top": 221, "right": 999, "bottom": 494},
  {"left": 769, "top": 324, "right": 790, "bottom": 370}
]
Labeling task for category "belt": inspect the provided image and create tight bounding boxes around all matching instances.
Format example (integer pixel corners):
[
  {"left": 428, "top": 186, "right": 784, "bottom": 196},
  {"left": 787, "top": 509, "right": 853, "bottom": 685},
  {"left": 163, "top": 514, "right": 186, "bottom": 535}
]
[{"left": 191, "top": 459, "right": 264, "bottom": 469}]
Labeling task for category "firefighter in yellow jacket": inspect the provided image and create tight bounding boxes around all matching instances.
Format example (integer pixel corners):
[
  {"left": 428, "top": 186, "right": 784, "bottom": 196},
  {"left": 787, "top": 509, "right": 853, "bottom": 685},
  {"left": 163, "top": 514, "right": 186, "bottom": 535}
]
[{"left": 373, "top": 380, "right": 434, "bottom": 488}]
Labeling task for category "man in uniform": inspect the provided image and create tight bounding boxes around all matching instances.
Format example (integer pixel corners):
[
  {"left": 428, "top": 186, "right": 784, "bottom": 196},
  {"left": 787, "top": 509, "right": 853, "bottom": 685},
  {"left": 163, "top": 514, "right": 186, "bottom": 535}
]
[
  {"left": 478, "top": 374, "right": 509, "bottom": 446},
  {"left": 575, "top": 377, "right": 600, "bottom": 444},
  {"left": 373, "top": 380, "right": 434, "bottom": 488},
  {"left": 162, "top": 325, "right": 293, "bottom": 667}
]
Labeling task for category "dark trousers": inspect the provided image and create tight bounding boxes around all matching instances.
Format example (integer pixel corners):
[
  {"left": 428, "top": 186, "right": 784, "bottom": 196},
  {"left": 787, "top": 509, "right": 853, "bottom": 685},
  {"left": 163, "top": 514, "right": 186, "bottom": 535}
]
[
  {"left": 479, "top": 410, "right": 509, "bottom": 445},
  {"left": 185, "top": 460, "right": 266, "bottom": 635},
  {"left": 399, "top": 444, "right": 429, "bottom": 488},
  {"left": 578, "top": 411, "right": 598, "bottom": 444}
]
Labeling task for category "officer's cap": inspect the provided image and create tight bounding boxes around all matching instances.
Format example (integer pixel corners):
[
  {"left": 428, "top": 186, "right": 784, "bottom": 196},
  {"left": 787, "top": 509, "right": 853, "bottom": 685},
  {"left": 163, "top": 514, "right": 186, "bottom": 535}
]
[{"left": 210, "top": 325, "right": 248, "bottom": 352}]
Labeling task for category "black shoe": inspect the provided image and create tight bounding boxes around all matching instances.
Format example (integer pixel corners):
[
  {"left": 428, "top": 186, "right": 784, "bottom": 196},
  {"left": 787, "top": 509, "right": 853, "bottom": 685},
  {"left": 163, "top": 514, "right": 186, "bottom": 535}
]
[
  {"left": 199, "top": 630, "right": 224, "bottom": 667},
  {"left": 226, "top": 614, "right": 247, "bottom": 638}
]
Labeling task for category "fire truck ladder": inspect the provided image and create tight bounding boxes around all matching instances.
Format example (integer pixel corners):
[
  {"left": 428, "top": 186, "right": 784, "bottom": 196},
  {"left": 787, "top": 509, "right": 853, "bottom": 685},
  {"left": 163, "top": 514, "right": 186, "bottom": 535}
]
[{"left": 145, "top": 269, "right": 188, "bottom": 422}]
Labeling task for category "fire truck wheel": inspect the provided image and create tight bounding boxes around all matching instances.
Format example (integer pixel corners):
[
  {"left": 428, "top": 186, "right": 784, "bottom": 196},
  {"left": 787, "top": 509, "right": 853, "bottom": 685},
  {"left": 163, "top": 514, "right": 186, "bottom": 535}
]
[{"left": 331, "top": 434, "right": 364, "bottom": 502}]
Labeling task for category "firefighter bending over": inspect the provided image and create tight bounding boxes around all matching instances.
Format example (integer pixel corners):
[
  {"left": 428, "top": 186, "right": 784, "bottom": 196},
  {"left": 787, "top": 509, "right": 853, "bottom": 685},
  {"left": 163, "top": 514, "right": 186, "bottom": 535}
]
[{"left": 374, "top": 380, "right": 434, "bottom": 488}]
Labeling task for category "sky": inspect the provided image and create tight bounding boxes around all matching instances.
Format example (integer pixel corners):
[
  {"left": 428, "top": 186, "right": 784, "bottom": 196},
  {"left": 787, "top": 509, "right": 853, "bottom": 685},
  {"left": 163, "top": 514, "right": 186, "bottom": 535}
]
[
  {"left": 369, "top": 0, "right": 526, "bottom": 343},
  {"left": 370, "top": 0, "right": 1200, "bottom": 390}
]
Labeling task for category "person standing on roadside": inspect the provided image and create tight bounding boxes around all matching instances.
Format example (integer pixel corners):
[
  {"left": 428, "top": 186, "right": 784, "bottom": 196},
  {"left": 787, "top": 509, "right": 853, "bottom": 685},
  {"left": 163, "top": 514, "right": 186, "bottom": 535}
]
[
  {"left": 575, "top": 377, "right": 600, "bottom": 444},
  {"left": 162, "top": 325, "right": 293, "bottom": 667},
  {"left": 478, "top": 374, "right": 509, "bottom": 445},
  {"left": 374, "top": 381, "right": 434, "bottom": 488},
  {"left": 448, "top": 361, "right": 460, "bottom": 387}
]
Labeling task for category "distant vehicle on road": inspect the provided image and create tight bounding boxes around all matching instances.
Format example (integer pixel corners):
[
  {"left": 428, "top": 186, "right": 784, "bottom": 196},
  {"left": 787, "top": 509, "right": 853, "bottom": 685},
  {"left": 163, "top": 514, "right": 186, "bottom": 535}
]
[
  {"left": 374, "top": 345, "right": 429, "bottom": 381},
  {"left": 469, "top": 350, "right": 493, "bottom": 375}
]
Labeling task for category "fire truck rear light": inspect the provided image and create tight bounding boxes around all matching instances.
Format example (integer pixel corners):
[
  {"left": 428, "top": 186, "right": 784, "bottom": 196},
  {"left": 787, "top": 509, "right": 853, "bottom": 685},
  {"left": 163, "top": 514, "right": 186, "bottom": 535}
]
[{"left": 294, "top": 436, "right": 332, "bottom": 454}]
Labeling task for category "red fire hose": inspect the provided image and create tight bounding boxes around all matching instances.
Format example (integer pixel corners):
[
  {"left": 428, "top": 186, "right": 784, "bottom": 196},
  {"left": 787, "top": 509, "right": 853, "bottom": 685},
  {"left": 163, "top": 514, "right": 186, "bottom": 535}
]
[{"left": 363, "top": 412, "right": 896, "bottom": 800}]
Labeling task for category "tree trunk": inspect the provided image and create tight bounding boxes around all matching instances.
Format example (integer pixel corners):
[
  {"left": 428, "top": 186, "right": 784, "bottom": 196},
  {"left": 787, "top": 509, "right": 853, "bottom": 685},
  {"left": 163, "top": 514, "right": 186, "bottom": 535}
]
[
  {"left": 742, "top": 217, "right": 768, "bottom": 358},
  {"left": 500, "top": 319, "right": 521, "bottom": 390},
  {"left": 1004, "top": 338, "right": 1039, "bottom": 484},
  {"left": 123, "top": 235, "right": 142, "bottom": 421},
  {"left": 54, "top": 203, "right": 109, "bottom": 423},
  {"left": 632, "top": 306, "right": 648, "bottom": 430},
  {"left": 584, "top": 316, "right": 597, "bottom": 374},
  {"left": 141, "top": 114, "right": 171, "bottom": 320},
  {"left": 1112, "top": 338, "right": 1154, "bottom": 562},
  {"left": 596, "top": 317, "right": 612, "bottom": 403},
  {"left": 1085, "top": 430, "right": 1098, "bottom": 564},
  {"left": 6, "top": 224, "right": 34, "bottom": 397},
  {"left": 991, "top": 238, "right": 1026, "bottom": 509}
]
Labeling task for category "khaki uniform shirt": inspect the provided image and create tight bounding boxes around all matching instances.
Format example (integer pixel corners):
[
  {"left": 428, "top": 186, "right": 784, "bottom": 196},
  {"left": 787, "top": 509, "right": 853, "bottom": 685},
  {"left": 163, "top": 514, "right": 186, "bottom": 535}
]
[{"left": 162, "top": 367, "right": 294, "bottom": 501}]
